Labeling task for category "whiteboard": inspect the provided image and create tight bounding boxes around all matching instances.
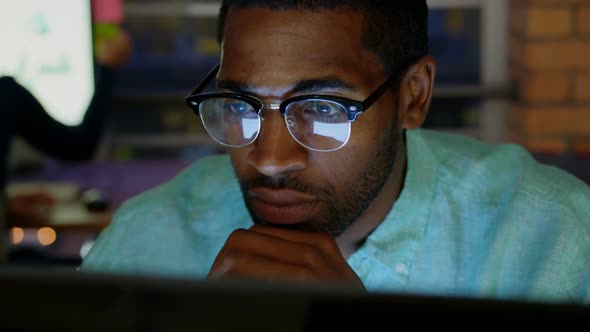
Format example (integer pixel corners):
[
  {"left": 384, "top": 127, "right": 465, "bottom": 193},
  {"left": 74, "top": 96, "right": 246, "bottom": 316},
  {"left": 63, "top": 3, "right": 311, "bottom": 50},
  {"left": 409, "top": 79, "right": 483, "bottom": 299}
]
[{"left": 0, "top": 0, "right": 95, "bottom": 126}]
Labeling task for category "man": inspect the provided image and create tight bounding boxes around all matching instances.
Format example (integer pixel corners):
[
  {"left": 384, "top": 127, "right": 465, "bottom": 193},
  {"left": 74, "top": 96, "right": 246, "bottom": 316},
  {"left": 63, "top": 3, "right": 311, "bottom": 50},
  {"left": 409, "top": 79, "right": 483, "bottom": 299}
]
[{"left": 81, "top": 1, "right": 590, "bottom": 303}]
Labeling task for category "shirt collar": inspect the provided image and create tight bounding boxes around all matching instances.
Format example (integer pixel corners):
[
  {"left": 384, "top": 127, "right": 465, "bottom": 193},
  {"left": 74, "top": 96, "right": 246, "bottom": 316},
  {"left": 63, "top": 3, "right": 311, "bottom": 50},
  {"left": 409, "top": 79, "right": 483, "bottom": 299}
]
[{"left": 349, "top": 129, "right": 438, "bottom": 286}]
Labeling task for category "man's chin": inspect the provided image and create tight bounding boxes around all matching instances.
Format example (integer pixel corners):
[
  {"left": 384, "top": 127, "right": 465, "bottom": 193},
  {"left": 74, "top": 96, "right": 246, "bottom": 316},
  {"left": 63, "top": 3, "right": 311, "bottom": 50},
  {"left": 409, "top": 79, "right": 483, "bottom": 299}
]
[{"left": 248, "top": 207, "right": 324, "bottom": 233}]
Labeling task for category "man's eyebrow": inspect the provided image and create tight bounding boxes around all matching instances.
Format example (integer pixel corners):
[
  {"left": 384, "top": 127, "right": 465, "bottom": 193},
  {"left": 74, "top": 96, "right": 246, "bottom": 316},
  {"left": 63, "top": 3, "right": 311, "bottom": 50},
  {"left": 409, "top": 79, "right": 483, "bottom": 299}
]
[
  {"left": 216, "top": 77, "right": 357, "bottom": 95},
  {"left": 291, "top": 78, "right": 357, "bottom": 94},
  {"left": 216, "top": 80, "right": 252, "bottom": 94}
]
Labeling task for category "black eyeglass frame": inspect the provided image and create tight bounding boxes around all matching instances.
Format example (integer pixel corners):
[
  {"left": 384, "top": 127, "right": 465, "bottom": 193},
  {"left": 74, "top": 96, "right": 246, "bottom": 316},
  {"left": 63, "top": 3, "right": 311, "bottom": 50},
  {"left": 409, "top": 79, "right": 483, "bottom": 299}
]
[{"left": 185, "top": 63, "right": 396, "bottom": 122}]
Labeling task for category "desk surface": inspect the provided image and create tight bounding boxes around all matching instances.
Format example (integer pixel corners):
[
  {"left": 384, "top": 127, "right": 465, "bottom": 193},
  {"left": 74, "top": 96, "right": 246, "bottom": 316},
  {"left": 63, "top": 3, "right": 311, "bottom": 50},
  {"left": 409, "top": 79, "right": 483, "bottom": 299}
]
[
  {"left": 7, "top": 181, "right": 113, "bottom": 231},
  {"left": 7, "top": 159, "right": 194, "bottom": 230},
  {"left": 46, "top": 203, "right": 112, "bottom": 231}
]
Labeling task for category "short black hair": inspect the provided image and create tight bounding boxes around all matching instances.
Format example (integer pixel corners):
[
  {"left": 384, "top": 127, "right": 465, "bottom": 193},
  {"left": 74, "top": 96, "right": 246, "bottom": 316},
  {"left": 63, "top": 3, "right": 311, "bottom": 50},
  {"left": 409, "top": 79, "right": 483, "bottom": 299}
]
[{"left": 217, "top": 0, "right": 429, "bottom": 76}]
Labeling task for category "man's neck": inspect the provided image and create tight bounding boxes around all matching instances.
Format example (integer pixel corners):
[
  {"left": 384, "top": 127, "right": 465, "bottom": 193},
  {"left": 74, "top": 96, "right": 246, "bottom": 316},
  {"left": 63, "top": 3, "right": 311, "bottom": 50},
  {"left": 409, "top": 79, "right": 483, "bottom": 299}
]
[{"left": 337, "top": 134, "right": 408, "bottom": 259}]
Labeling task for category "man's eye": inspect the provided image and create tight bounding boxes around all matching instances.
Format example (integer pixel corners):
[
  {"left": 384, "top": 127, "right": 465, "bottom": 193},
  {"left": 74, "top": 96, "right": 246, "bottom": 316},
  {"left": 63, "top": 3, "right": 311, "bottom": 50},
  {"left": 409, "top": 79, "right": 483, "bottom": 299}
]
[
  {"left": 224, "top": 101, "right": 251, "bottom": 114},
  {"left": 304, "top": 101, "right": 341, "bottom": 117}
]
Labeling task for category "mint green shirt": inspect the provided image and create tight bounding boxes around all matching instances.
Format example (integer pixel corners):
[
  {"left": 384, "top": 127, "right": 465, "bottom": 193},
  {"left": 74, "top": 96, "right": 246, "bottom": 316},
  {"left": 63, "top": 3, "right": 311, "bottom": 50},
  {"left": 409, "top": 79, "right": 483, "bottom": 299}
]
[{"left": 81, "top": 129, "right": 590, "bottom": 303}]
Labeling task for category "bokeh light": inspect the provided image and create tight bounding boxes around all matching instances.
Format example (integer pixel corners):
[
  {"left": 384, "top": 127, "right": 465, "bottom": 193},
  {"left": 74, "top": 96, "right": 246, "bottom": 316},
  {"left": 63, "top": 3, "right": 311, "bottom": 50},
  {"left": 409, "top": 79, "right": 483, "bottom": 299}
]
[
  {"left": 10, "top": 227, "right": 24, "bottom": 245},
  {"left": 37, "top": 227, "right": 57, "bottom": 246}
]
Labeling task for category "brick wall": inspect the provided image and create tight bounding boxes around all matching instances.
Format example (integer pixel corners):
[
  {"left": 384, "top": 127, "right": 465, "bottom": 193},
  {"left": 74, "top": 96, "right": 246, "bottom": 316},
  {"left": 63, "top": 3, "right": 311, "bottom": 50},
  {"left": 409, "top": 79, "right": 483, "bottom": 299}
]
[{"left": 509, "top": 0, "right": 590, "bottom": 155}]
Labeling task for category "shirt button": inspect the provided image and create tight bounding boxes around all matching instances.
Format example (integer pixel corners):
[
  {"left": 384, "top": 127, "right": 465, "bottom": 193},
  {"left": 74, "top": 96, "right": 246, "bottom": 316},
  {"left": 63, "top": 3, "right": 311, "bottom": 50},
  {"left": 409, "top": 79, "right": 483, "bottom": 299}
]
[{"left": 395, "top": 262, "right": 408, "bottom": 274}]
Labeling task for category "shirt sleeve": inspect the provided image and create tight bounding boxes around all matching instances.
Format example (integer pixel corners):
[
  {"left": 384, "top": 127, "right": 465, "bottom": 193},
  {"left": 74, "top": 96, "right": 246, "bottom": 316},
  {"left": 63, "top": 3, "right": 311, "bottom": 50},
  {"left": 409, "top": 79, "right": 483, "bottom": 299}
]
[{"left": 12, "top": 65, "right": 115, "bottom": 161}]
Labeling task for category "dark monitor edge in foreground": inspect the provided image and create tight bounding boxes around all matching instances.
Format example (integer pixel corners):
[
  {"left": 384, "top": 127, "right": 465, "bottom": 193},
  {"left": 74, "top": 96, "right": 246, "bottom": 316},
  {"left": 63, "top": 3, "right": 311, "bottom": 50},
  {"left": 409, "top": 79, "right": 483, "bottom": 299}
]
[{"left": 0, "top": 266, "right": 589, "bottom": 331}]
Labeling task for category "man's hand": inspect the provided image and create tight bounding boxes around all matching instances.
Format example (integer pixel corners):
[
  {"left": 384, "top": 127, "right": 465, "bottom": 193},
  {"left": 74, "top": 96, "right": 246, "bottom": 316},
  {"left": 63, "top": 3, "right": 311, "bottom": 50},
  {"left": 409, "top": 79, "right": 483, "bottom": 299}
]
[{"left": 208, "top": 224, "right": 365, "bottom": 290}]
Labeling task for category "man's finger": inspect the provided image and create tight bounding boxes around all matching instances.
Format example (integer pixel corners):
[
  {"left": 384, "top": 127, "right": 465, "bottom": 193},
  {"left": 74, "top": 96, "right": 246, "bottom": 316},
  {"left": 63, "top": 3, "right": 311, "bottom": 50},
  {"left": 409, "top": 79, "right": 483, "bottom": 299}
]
[
  {"left": 210, "top": 228, "right": 329, "bottom": 273},
  {"left": 249, "top": 224, "right": 342, "bottom": 258},
  {"left": 208, "top": 250, "right": 316, "bottom": 282}
]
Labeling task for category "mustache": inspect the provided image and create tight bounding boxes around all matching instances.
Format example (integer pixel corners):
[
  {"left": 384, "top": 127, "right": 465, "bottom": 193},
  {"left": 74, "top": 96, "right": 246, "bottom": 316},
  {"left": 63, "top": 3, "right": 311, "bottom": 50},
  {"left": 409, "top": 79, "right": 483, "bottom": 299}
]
[{"left": 240, "top": 175, "right": 332, "bottom": 200}]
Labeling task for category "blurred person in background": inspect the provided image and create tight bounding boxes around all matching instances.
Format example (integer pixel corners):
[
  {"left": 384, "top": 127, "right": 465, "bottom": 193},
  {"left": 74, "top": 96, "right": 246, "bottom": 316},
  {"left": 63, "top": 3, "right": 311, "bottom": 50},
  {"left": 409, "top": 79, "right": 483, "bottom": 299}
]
[{"left": 0, "top": 0, "right": 133, "bottom": 264}]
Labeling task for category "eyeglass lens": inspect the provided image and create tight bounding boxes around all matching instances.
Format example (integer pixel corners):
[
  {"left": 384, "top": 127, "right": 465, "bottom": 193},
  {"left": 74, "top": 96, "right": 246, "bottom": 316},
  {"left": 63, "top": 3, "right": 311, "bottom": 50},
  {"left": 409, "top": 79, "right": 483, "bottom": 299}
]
[{"left": 198, "top": 97, "right": 351, "bottom": 151}]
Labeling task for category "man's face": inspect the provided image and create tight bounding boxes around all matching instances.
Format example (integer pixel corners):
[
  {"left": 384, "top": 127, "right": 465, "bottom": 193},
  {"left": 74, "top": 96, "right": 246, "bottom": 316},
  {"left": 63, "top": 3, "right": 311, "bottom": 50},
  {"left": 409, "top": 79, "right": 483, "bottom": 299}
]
[{"left": 219, "top": 7, "right": 403, "bottom": 237}]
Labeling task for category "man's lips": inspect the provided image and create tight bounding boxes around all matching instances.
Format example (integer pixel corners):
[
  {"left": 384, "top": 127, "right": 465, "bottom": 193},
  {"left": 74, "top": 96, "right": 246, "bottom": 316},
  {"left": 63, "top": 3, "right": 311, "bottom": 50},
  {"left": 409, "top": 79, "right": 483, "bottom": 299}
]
[{"left": 248, "top": 188, "right": 321, "bottom": 225}]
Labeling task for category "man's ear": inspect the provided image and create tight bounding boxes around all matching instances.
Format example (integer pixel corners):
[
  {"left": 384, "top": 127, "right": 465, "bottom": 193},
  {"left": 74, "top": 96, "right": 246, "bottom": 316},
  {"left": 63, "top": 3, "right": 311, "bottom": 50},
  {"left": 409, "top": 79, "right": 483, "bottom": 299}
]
[{"left": 398, "top": 55, "right": 436, "bottom": 129}]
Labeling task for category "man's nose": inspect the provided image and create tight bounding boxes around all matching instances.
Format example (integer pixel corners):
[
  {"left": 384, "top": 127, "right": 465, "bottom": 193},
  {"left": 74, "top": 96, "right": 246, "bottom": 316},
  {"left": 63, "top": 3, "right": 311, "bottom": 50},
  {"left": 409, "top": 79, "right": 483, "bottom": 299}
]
[{"left": 247, "top": 111, "right": 308, "bottom": 177}]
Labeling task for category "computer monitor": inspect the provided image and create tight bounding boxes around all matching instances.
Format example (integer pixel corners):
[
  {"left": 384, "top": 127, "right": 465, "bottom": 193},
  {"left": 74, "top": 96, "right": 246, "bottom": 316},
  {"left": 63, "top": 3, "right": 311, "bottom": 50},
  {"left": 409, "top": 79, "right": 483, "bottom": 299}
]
[
  {"left": 0, "top": 267, "right": 588, "bottom": 331},
  {"left": 0, "top": 0, "right": 95, "bottom": 126}
]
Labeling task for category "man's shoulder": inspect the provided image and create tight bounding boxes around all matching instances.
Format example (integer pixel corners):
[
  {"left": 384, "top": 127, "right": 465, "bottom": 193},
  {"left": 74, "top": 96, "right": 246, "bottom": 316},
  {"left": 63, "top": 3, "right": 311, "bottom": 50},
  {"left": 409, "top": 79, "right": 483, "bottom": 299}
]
[
  {"left": 410, "top": 129, "right": 538, "bottom": 183},
  {"left": 114, "top": 153, "right": 238, "bottom": 222},
  {"left": 411, "top": 129, "right": 590, "bottom": 216},
  {"left": 411, "top": 129, "right": 532, "bottom": 164},
  {"left": 80, "top": 153, "right": 245, "bottom": 275}
]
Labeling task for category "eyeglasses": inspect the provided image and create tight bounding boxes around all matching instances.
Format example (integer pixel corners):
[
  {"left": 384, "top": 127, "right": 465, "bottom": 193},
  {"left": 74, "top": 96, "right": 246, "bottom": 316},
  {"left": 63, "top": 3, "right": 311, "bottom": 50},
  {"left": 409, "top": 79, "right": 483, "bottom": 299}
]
[{"left": 185, "top": 64, "right": 395, "bottom": 152}]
